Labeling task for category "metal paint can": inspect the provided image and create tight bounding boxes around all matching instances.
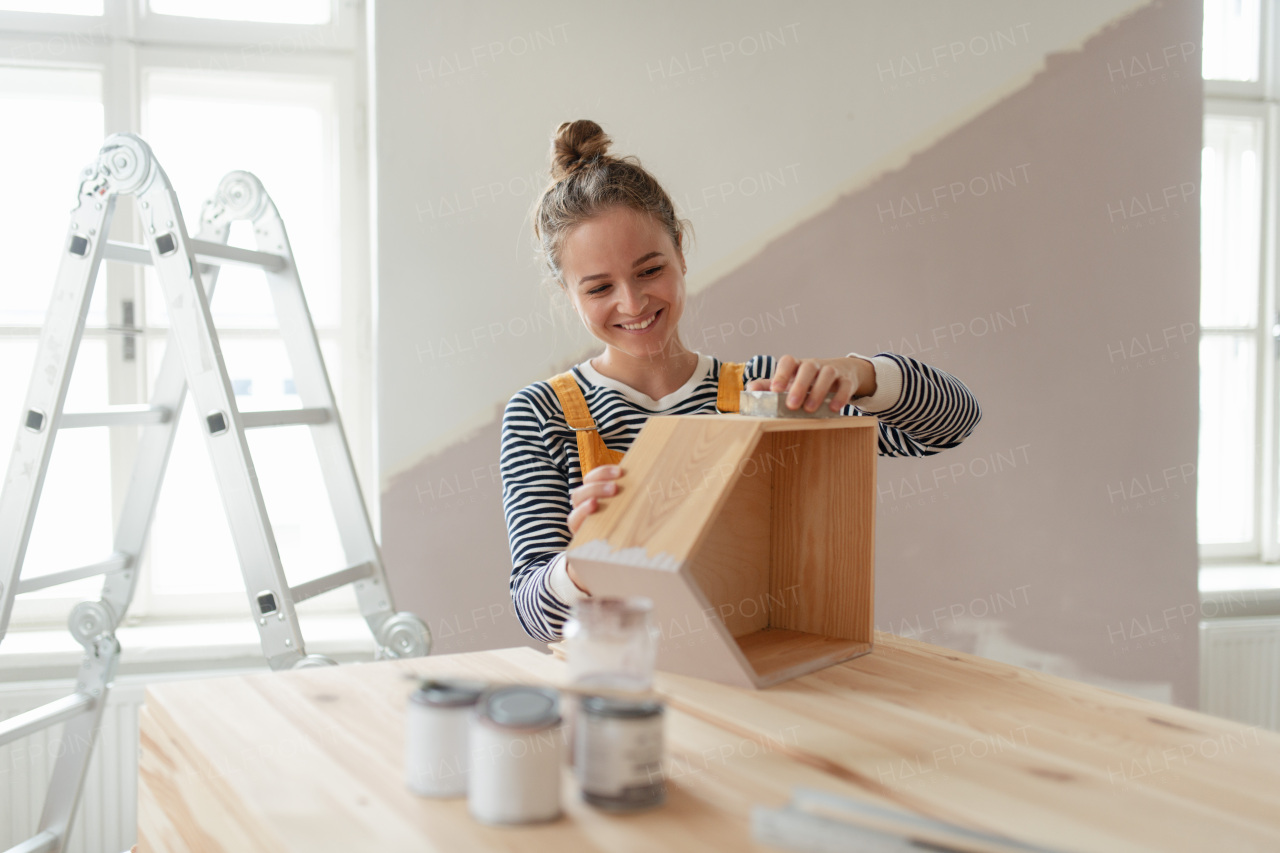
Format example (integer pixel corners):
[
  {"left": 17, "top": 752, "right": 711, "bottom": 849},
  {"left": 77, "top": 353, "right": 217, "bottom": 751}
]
[
  {"left": 405, "top": 679, "right": 486, "bottom": 797},
  {"left": 468, "top": 686, "right": 564, "bottom": 825},
  {"left": 575, "top": 695, "right": 665, "bottom": 812}
]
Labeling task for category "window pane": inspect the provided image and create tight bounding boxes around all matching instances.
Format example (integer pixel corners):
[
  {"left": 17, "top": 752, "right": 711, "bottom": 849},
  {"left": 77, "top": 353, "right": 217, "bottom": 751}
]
[
  {"left": 141, "top": 71, "right": 339, "bottom": 329},
  {"left": 0, "top": 67, "right": 104, "bottom": 326},
  {"left": 146, "top": 337, "right": 344, "bottom": 596},
  {"left": 221, "top": 335, "right": 302, "bottom": 407},
  {"left": 19, "top": 339, "right": 114, "bottom": 600},
  {"left": 1198, "top": 334, "right": 1256, "bottom": 544},
  {"left": 1201, "top": 116, "right": 1262, "bottom": 329},
  {"left": 246, "top": 421, "right": 345, "bottom": 588},
  {"left": 148, "top": 0, "right": 329, "bottom": 26},
  {"left": 0, "top": 0, "right": 102, "bottom": 13},
  {"left": 147, "top": 393, "right": 242, "bottom": 595},
  {"left": 1203, "top": 0, "right": 1261, "bottom": 82},
  {"left": 0, "top": 339, "right": 37, "bottom": 486}
]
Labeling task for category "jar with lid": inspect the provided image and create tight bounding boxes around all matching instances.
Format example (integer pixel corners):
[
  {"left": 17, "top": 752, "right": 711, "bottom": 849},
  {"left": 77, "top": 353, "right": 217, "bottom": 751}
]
[
  {"left": 563, "top": 596, "right": 658, "bottom": 692},
  {"left": 575, "top": 694, "right": 665, "bottom": 812},
  {"left": 405, "top": 679, "right": 486, "bottom": 797},
  {"left": 468, "top": 686, "right": 564, "bottom": 825}
]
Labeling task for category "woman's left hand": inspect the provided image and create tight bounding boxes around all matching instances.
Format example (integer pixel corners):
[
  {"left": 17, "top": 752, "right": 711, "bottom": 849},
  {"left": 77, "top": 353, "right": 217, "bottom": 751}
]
[{"left": 745, "top": 355, "right": 874, "bottom": 413}]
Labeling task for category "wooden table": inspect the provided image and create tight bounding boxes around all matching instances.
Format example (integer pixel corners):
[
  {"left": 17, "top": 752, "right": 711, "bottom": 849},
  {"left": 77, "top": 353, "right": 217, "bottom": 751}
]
[{"left": 137, "top": 634, "right": 1280, "bottom": 852}]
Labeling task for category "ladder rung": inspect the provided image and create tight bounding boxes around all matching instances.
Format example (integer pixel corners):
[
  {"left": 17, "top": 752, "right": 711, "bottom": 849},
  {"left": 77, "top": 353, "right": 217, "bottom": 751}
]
[
  {"left": 104, "top": 239, "right": 287, "bottom": 272},
  {"left": 17, "top": 553, "right": 131, "bottom": 594},
  {"left": 6, "top": 830, "right": 59, "bottom": 853},
  {"left": 289, "top": 561, "right": 374, "bottom": 604},
  {"left": 190, "top": 239, "right": 288, "bottom": 271},
  {"left": 240, "top": 408, "right": 331, "bottom": 429},
  {"left": 59, "top": 404, "right": 172, "bottom": 429},
  {"left": 101, "top": 241, "right": 151, "bottom": 265},
  {"left": 0, "top": 694, "right": 94, "bottom": 747}
]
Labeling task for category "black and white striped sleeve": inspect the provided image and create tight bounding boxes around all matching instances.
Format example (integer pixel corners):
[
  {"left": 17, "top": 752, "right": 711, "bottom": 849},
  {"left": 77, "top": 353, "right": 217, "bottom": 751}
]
[
  {"left": 853, "top": 352, "right": 981, "bottom": 457},
  {"left": 500, "top": 387, "right": 576, "bottom": 643},
  {"left": 744, "top": 352, "right": 980, "bottom": 458},
  {"left": 742, "top": 353, "right": 776, "bottom": 386}
]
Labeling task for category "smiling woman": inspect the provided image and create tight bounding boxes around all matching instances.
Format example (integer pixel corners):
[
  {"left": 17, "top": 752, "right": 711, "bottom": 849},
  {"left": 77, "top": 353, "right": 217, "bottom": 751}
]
[{"left": 500, "top": 119, "right": 983, "bottom": 643}]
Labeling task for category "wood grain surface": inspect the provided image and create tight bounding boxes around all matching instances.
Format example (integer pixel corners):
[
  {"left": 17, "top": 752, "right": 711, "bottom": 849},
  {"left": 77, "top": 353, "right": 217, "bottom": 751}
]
[
  {"left": 686, "top": 436, "right": 774, "bottom": 638},
  {"left": 139, "top": 634, "right": 1280, "bottom": 852},
  {"left": 769, "top": 428, "right": 875, "bottom": 641},
  {"left": 568, "top": 414, "right": 878, "bottom": 688},
  {"left": 733, "top": 628, "right": 872, "bottom": 686},
  {"left": 572, "top": 416, "right": 758, "bottom": 561}
]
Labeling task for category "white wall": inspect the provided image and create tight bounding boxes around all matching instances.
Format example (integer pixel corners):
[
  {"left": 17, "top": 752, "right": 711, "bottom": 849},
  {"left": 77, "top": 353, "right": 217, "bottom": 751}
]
[{"left": 373, "top": 0, "right": 1145, "bottom": 478}]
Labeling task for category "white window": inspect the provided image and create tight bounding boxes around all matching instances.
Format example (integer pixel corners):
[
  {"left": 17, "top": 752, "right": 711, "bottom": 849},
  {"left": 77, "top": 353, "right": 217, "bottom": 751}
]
[
  {"left": 0, "top": 0, "right": 369, "bottom": 628},
  {"left": 1199, "top": 0, "right": 1280, "bottom": 564}
]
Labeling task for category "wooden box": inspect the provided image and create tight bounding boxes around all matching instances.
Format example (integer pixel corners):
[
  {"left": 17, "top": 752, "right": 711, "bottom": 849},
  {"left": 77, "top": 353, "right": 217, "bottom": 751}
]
[{"left": 567, "top": 414, "right": 877, "bottom": 689}]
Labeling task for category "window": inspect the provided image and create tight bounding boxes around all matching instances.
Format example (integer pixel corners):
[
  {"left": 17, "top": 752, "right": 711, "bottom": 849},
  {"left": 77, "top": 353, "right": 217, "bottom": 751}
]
[
  {"left": 1199, "top": 0, "right": 1280, "bottom": 563},
  {"left": 147, "top": 1, "right": 331, "bottom": 26},
  {"left": 0, "top": 1, "right": 103, "bottom": 14},
  {"left": 0, "top": 1, "right": 369, "bottom": 628}
]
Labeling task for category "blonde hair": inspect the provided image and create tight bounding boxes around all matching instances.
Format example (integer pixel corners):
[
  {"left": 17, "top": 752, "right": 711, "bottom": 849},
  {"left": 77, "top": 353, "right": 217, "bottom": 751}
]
[{"left": 532, "top": 120, "right": 690, "bottom": 286}]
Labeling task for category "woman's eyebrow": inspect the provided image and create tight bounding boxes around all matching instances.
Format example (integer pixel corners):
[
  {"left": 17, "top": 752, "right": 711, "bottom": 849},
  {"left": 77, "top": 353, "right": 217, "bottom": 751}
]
[{"left": 577, "top": 251, "right": 665, "bottom": 287}]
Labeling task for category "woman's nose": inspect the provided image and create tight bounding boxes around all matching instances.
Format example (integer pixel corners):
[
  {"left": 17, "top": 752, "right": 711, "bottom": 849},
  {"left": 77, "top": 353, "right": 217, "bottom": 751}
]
[{"left": 618, "top": 283, "right": 647, "bottom": 314}]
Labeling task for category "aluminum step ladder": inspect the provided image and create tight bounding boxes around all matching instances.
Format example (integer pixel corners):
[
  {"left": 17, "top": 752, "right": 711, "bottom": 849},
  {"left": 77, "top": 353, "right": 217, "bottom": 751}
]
[{"left": 0, "top": 133, "right": 430, "bottom": 853}]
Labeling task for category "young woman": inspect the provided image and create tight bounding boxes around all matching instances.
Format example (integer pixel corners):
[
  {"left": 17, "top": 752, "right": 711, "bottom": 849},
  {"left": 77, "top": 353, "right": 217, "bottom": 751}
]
[{"left": 502, "top": 120, "right": 981, "bottom": 643}]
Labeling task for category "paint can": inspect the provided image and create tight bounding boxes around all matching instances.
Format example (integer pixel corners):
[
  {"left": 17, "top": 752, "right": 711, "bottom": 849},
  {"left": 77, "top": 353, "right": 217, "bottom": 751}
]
[
  {"left": 468, "top": 686, "right": 563, "bottom": 825},
  {"left": 405, "top": 679, "right": 486, "bottom": 797},
  {"left": 575, "top": 694, "right": 666, "bottom": 812}
]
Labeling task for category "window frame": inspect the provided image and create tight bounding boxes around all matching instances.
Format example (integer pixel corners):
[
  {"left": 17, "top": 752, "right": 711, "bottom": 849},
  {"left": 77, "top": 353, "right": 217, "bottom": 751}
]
[
  {"left": 1200, "top": 100, "right": 1270, "bottom": 561},
  {"left": 1201, "top": 0, "right": 1280, "bottom": 566},
  {"left": 0, "top": 0, "right": 354, "bottom": 48},
  {"left": 0, "top": 1, "right": 371, "bottom": 628}
]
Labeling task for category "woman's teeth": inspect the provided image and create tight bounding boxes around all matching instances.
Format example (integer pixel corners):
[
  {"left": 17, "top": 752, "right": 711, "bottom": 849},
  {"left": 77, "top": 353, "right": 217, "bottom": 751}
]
[{"left": 620, "top": 312, "right": 657, "bottom": 331}]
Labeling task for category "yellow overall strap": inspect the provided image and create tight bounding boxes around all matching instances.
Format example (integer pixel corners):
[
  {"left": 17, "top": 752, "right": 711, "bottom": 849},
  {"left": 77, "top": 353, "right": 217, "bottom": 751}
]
[
  {"left": 550, "top": 361, "right": 746, "bottom": 476},
  {"left": 716, "top": 361, "right": 745, "bottom": 413},
  {"left": 549, "top": 372, "right": 624, "bottom": 477}
]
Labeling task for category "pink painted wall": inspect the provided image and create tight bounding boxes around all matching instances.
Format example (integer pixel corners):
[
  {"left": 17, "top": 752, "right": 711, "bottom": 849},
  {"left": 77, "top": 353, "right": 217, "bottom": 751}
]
[{"left": 377, "top": 1, "right": 1202, "bottom": 704}]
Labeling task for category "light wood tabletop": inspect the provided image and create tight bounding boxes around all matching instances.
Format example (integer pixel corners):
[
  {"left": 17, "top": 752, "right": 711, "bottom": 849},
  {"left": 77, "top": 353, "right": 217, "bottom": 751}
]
[{"left": 137, "top": 633, "right": 1280, "bottom": 852}]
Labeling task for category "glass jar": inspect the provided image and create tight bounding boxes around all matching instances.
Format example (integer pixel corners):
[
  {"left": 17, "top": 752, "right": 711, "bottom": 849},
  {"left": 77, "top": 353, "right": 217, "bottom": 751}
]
[{"left": 563, "top": 596, "right": 659, "bottom": 692}]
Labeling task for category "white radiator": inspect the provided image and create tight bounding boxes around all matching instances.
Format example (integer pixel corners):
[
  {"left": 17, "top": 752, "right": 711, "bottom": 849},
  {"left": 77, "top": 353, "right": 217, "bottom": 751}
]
[
  {"left": 1, "top": 666, "right": 260, "bottom": 853},
  {"left": 1200, "top": 617, "right": 1280, "bottom": 731},
  {"left": 0, "top": 679, "right": 143, "bottom": 853}
]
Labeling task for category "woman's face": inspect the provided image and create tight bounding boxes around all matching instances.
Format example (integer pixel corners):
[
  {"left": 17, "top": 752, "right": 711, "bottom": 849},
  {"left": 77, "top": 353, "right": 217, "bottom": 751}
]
[{"left": 558, "top": 205, "right": 686, "bottom": 362}]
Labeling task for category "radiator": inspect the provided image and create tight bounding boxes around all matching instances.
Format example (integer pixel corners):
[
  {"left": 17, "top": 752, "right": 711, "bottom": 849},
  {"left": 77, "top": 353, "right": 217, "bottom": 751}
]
[
  {"left": 1, "top": 679, "right": 145, "bottom": 853},
  {"left": 1, "top": 667, "right": 259, "bottom": 853},
  {"left": 1200, "top": 617, "right": 1280, "bottom": 731}
]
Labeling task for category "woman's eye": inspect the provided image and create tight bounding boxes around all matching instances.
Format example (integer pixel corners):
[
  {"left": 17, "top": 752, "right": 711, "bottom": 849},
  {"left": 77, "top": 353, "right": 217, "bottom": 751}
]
[
  {"left": 640, "top": 266, "right": 663, "bottom": 277},
  {"left": 588, "top": 284, "right": 610, "bottom": 295}
]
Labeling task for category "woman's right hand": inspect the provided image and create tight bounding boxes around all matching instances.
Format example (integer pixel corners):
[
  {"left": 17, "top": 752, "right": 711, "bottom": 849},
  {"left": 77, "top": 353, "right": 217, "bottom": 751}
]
[{"left": 568, "top": 464, "right": 623, "bottom": 536}]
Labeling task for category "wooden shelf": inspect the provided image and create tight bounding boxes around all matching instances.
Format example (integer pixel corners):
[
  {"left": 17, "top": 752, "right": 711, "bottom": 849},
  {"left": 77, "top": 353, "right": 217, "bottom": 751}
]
[
  {"left": 736, "top": 629, "right": 872, "bottom": 686},
  {"left": 569, "top": 414, "right": 877, "bottom": 688}
]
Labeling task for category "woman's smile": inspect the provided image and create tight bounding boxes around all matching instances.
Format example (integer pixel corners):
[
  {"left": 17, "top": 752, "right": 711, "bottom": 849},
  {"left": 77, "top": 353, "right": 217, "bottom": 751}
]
[{"left": 616, "top": 308, "right": 662, "bottom": 333}]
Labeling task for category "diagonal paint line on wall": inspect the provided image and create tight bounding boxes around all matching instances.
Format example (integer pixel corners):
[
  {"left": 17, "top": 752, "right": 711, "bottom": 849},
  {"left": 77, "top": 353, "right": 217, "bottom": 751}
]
[{"left": 685, "top": 0, "right": 1154, "bottom": 299}]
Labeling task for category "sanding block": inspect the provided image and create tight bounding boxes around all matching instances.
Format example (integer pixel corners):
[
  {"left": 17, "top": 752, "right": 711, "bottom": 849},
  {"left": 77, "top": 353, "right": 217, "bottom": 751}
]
[{"left": 738, "top": 390, "right": 842, "bottom": 419}]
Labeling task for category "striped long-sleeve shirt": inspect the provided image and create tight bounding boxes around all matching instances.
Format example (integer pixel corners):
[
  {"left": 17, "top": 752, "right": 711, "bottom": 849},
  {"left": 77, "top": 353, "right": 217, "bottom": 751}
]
[{"left": 500, "top": 352, "right": 981, "bottom": 642}]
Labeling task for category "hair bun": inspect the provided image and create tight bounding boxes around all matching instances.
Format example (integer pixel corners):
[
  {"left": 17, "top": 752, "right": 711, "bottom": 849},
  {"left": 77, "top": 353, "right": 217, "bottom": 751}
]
[{"left": 551, "top": 119, "right": 611, "bottom": 181}]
